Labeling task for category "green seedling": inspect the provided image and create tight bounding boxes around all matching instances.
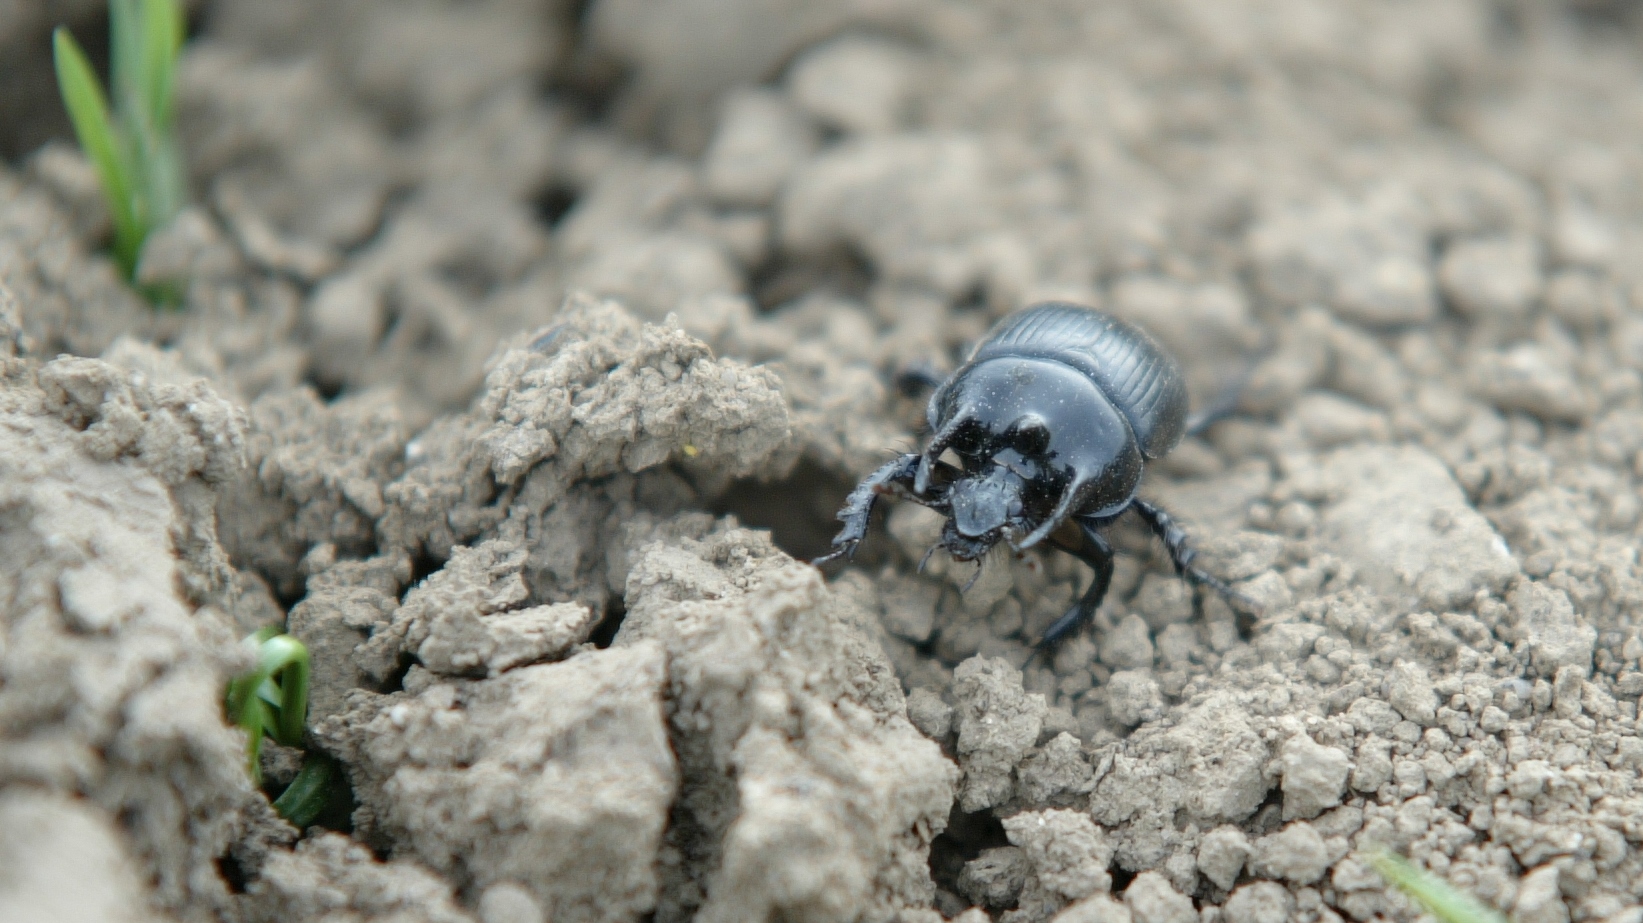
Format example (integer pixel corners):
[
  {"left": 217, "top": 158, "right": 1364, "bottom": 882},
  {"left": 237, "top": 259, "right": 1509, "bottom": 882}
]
[
  {"left": 225, "top": 629, "right": 348, "bottom": 828},
  {"left": 224, "top": 627, "right": 310, "bottom": 783},
  {"left": 1369, "top": 850, "right": 1506, "bottom": 923},
  {"left": 53, "top": 0, "right": 186, "bottom": 284},
  {"left": 271, "top": 753, "right": 344, "bottom": 830}
]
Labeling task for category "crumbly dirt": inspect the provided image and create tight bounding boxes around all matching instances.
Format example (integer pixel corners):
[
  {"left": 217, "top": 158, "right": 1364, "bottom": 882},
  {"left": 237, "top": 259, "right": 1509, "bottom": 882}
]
[{"left": 6, "top": 1, "right": 1643, "bottom": 922}]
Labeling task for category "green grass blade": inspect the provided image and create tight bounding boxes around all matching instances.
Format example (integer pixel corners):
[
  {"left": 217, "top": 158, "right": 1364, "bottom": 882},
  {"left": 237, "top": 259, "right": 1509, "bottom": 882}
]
[
  {"left": 54, "top": 0, "right": 187, "bottom": 291},
  {"left": 109, "top": 0, "right": 143, "bottom": 118},
  {"left": 225, "top": 668, "right": 270, "bottom": 780},
  {"left": 136, "top": 131, "right": 184, "bottom": 238},
  {"left": 257, "top": 634, "right": 311, "bottom": 748},
  {"left": 224, "top": 673, "right": 264, "bottom": 736},
  {"left": 137, "top": 0, "right": 185, "bottom": 230},
  {"left": 1369, "top": 851, "right": 1506, "bottom": 923},
  {"left": 113, "top": 0, "right": 152, "bottom": 240},
  {"left": 53, "top": 27, "right": 142, "bottom": 276},
  {"left": 242, "top": 723, "right": 265, "bottom": 780},
  {"left": 231, "top": 628, "right": 281, "bottom": 707},
  {"left": 255, "top": 675, "right": 284, "bottom": 707},
  {"left": 271, "top": 753, "right": 343, "bottom": 829},
  {"left": 140, "top": 0, "right": 184, "bottom": 130}
]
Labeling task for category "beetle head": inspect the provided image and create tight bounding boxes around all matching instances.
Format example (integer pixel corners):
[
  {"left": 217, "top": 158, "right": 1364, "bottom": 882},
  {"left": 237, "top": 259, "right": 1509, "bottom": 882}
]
[
  {"left": 939, "top": 516, "right": 1002, "bottom": 562},
  {"left": 946, "top": 462, "right": 1024, "bottom": 538},
  {"left": 919, "top": 357, "right": 1144, "bottom": 548}
]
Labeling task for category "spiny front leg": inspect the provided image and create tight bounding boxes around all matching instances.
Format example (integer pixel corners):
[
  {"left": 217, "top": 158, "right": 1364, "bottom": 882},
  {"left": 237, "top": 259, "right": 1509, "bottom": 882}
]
[
  {"left": 1039, "top": 520, "right": 1115, "bottom": 648},
  {"left": 1129, "top": 498, "right": 1260, "bottom": 613},
  {"left": 812, "top": 454, "right": 921, "bottom": 566}
]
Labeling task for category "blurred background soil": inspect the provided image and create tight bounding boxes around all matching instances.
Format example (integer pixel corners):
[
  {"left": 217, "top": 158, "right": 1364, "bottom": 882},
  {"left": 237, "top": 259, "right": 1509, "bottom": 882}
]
[{"left": 5, "top": 2, "right": 1643, "bottom": 922}]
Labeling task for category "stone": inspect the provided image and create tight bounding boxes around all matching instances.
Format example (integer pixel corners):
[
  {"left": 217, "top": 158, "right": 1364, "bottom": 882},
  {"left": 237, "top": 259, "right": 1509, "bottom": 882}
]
[
  {"left": 1315, "top": 445, "right": 1517, "bottom": 609},
  {"left": 787, "top": 34, "right": 918, "bottom": 134},
  {"left": 1438, "top": 236, "right": 1542, "bottom": 322},
  {"left": 1004, "top": 810, "right": 1114, "bottom": 902},
  {"left": 953, "top": 656, "right": 1047, "bottom": 811},
  {"left": 1279, "top": 736, "right": 1350, "bottom": 820},
  {"left": 1468, "top": 344, "right": 1592, "bottom": 423},
  {"left": 1197, "top": 827, "right": 1252, "bottom": 891},
  {"left": 1101, "top": 614, "right": 1155, "bottom": 671},
  {"left": 616, "top": 530, "right": 957, "bottom": 922},
  {"left": 243, "top": 833, "right": 473, "bottom": 923},
  {"left": 702, "top": 88, "right": 817, "bottom": 207},
  {"left": 959, "top": 847, "right": 1028, "bottom": 909},
  {"left": 1510, "top": 581, "right": 1595, "bottom": 677},
  {"left": 1122, "top": 872, "right": 1195, "bottom": 923},
  {"left": 1094, "top": 693, "right": 1272, "bottom": 828},
  {"left": 1387, "top": 661, "right": 1438, "bottom": 726},
  {"left": 1221, "top": 881, "right": 1294, "bottom": 923},
  {"left": 1052, "top": 894, "right": 1133, "bottom": 923},
  {"left": 906, "top": 687, "right": 954, "bottom": 740},
  {"left": 1105, "top": 670, "right": 1165, "bottom": 728},
  {"left": 1514, "top": 865, "right": 1569, "bottom": 923},
  {"left": 1250, "top": 823, "right": 1331, "bottom": 885},
  {"left": 1246, "top": 189, "right": 1437, "bottom": 327}
]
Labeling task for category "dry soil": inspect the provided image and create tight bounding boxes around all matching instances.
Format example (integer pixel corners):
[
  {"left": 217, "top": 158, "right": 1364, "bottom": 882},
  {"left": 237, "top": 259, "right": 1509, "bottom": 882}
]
[{"left": 4, "top": 2, "right": 1643, "bottom": 923}]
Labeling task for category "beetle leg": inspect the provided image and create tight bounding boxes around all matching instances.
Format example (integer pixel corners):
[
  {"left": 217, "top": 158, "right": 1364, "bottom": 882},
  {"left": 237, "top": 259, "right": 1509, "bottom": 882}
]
[
  {"left": 813, "top": 454, "right": 921, "bottom": 565},
  {"left": 1037, "top": 520, "right": 1115, "bottom": 647},
  {"left": 815, "top": 454, "right": 965, "bottom": 566},
  {"left": 1130, "top": 498, "right": 1261, "bottom": 614},
  {"left": 917, "top": 544, "right": 940, "bottom": 574}
]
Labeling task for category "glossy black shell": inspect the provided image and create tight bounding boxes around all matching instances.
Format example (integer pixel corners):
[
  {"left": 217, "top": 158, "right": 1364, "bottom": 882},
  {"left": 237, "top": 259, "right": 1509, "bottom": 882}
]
[
  {"left": 817, "top": 301, "right": 1239, "bottom": 645},
  {"left": 961, "top": 302, "right": 1188, "bottom": 459}
]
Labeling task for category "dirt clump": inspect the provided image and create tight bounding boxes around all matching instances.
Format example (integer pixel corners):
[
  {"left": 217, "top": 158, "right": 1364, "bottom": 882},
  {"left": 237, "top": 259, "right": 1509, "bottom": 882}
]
[
  {"left": 317, "top": 642, "right": 676, "bottom": 923},
  {"left": 617, "top": 524, "right": 956, "bottom": 922},
  {"left": 0, "top": 351, "right": 255, "bottom": 922},
  {"left": 239, "top": 832, "right": 475, "bottom": 923}
]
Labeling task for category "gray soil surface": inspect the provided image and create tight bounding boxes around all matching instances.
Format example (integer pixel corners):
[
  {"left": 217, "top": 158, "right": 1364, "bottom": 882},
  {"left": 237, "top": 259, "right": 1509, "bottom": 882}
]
[{"left": 5, "top": 1, "right": 1643, "bottom": 922}]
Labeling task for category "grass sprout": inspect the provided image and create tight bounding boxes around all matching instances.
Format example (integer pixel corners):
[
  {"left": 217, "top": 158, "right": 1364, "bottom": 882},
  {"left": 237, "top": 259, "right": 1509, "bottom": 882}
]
[
  {"left": 1369, "top": 850, "right": 1506, "bottom": 923},
  {"left": 225, "top": 629, "right": 349, "bottom": 827},
  {"left": 225, "top": 627, "right": 310, "bottom": 783},
  {"left": 53, "top": 0, "right": 186, "bottom": 283}
]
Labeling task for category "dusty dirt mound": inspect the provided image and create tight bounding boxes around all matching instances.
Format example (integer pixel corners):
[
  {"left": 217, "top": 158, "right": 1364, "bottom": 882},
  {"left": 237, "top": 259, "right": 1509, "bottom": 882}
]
[{"left": 6, "top": 1, "right": 1643, "bottom": 922}]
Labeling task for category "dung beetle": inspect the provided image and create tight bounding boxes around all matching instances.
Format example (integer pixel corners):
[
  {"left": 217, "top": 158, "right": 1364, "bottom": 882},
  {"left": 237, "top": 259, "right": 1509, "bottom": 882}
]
[{"left": 814, "top": 301, "right": 1251, "bottom": 647}]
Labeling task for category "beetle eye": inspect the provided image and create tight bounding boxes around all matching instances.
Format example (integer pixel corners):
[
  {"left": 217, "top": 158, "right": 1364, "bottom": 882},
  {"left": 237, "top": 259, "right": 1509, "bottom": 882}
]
[{"left": 1011, "top": 417, "right": 1051, "bottom": 456}]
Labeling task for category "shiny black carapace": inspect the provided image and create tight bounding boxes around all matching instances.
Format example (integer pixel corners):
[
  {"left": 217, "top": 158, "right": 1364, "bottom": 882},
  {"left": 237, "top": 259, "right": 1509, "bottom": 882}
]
[{"left": 815, "top": 301, "right": 1249, "bottom": 647}]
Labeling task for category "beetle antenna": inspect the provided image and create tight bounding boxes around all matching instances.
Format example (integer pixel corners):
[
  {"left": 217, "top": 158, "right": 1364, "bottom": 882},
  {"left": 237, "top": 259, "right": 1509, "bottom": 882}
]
[{"left": 960, "top": 561, "right": 985, "bottom": 594}]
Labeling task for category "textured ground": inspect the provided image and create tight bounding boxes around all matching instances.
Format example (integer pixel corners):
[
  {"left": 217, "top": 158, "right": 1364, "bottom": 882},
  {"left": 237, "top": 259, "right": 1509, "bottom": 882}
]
[{"left": 4, "top": 1, "right": 1643, "bottom": 922}]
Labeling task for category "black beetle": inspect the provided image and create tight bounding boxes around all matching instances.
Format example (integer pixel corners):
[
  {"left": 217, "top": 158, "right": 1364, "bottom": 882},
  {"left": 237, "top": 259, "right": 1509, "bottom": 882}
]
[{"left": 814, "top": 301, "right": 1251, "bottom": 647}]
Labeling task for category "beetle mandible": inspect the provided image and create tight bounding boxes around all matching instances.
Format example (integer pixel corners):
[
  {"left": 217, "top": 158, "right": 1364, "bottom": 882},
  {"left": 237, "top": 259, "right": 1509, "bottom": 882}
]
[{"left": 814, "top": 301, "right": 1251, "bottom": 647}]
